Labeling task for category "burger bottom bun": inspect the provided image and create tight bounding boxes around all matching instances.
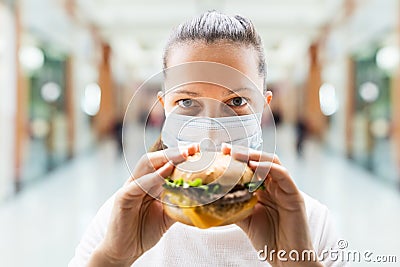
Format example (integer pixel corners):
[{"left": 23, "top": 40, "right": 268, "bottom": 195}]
[{"left": 162, "top": 191, "right": 257, "bottom": 229}]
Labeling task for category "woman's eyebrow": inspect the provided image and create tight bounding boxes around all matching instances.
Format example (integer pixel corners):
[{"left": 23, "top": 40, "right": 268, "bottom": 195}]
[
  {"left": 170, "top": 89, "right": 201, "bottom": 96},
  {"left": 223, "top": 87, "right": 252, "bottom": 96}
]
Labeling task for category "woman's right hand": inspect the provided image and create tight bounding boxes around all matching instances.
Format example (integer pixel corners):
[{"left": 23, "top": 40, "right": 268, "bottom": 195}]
[{"left": 88, "top": 144, "right": 199, "bottom": 267}]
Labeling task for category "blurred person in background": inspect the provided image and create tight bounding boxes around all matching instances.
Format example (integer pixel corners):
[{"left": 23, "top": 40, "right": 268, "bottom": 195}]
[
  {"left": 112, "top": 115, "right": 124, "bottom": 155},
  {"left": 70, "top": 11, "right": 344, "bottom": 267},
  {"left": 296, "top": 116, "right": 308, "bottom": 157}
]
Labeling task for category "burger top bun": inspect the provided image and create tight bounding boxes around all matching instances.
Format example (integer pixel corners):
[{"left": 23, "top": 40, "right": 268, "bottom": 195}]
[{"left": 170, "top": 152, "right": 253, "bottom": 186}]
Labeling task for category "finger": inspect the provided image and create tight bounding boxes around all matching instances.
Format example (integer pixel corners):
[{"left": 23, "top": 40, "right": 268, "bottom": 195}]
[
  {"left": 131, "top": 144, "right": 198, "bottom": 181},
  {"left": 147, "top": 147, "right": 186, "bottom": 169},
  {"left": 235, "top": 203, "right": 265, "bottom": 233},
  {"left": 148, "top": 199, "right": 177, "bottom": 229},
  {"left": 234, "top": 212, "right": 251, "bottom": 233},
  {"left": 185, "top": 143, "right": 200, "bottom": 156},
  {"left": 249, "top": 160, "right": 298, "bottom": 194},
  {"left": 163, "top": 204, "right": 177, "bottom": 228},
  {"left": 121, "top": 161, "right": 175, "bottom": 204},
  {"left": 134, "top": 161, "right": 174, "bottom": 193},
  {"left": 221, "top": 143, "right": 231, "bottom": 155},
  {"left": 222, "top": 143, "right": 281, "bottom": 165},
  {"left": 149, "top": 143, "right": 200, "bottom": 169}
]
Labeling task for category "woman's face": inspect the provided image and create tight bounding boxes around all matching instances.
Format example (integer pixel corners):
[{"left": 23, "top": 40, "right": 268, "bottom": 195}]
[{"left": 159, "top": 41, "right": 272, "bottom": 117}]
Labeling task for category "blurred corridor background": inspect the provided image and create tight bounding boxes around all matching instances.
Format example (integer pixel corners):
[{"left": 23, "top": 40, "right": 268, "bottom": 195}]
[{"left": 1, "top": 0, "right": 400, "bottom": 266}]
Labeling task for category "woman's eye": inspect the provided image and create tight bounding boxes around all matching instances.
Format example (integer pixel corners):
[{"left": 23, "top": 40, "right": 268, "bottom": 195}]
[
  {"left": 178, "top": 99, "right": 193, "bottom": 108},
  {"left": 228, "top": 97, "right": 247, "bottom": 107}
]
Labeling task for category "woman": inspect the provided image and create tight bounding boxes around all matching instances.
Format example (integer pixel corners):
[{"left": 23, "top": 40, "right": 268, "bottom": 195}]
[{"left": 70, "top": 11, "right": 343, "bottom": 266}]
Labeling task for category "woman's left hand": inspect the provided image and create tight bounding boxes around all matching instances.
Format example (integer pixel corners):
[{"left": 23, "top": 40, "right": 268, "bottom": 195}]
[{"left": 221, "top": 144, "right": 322, "bottom": 267}]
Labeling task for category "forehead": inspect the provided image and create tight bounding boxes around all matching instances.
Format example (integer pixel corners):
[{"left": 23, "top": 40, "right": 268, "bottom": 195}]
[
  {"left": 166, "top": 41, "right": 262, "bottom": 89},
  {"left": 163, "top": 61, "right": 259, "bottom": 97}
]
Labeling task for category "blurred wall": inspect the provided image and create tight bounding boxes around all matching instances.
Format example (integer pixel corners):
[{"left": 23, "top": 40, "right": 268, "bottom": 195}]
[
  {"left": 0, "top": 0, "right": 113, "bottom": 201},
  {"left": 321, "top": 0, "right": 400, "bottom": 182},
  {"left": 0, "top": 3, "right": 16, "bottom": 199}
]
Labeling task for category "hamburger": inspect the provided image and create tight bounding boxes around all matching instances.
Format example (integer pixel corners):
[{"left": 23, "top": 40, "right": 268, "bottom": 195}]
[{"left": 162, "top": 151, "right": 262, "bottom": 229}]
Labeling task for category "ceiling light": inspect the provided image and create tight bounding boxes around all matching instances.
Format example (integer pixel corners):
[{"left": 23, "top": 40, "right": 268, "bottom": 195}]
[
  {"left": 359, "top": 82, "right": 379, "bottom": 103},
  {"left": 41, "top": 82, "right": 61, "bottom": 103},
  {"left": 81, "top": 83, "right": 101, "bottom": 116},
  {"left": 376, "top": 46, "right": 399, "bottom": 71},
  {"left": 319, "top": 83, "right": 339, "bottom": 116},
  {"left": 19, "top": 46, "right": 44, "bottom": 71}
]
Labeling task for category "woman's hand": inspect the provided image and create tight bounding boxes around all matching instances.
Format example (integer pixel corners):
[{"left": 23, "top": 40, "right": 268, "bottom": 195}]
[
  {"left": 88, "top": 144, "right": 199, "bottom": 267},
  {"left": 221, "top": 144, "right": 322, "bottom": 267}
]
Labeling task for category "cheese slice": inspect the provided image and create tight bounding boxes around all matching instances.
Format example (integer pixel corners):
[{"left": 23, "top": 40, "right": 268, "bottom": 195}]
[{"left": 182, "top": 207, "right": 224, "bottom": 229}]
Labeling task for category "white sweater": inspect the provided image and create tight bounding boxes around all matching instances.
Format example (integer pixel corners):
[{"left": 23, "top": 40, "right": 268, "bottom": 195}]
[{"left": 69, "top": 192, "right": 346, "bottom": 266}]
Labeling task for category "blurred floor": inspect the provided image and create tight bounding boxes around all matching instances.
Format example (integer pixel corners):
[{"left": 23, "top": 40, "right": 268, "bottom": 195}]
[
  {"left": 0, "top": 124, "right": 399, "bottom": 267},
  {"left": 0, "top": 141, "right": 129, "bottom": 267}
]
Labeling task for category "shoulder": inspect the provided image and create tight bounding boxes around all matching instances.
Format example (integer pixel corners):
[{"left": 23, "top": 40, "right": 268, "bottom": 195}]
[
  {"left": 301, "top": 191, "right": 347, "bottom": 266},
  {"left": 301, "top": 191, "right": 334, "bottom": 236},
  {"left": 301, "top": 191, "right": 330, "bottom": 219},
  {"left": 68, "top": 194, "right": 116, "bottom": 267},
  {"left": 301, "top": 191, "right": 333, "bottom": 245}
]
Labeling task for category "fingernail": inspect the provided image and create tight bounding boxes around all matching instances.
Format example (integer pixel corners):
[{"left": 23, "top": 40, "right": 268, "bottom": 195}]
[
  {"left": 222, "top": 142, "right": 231, "bottom": 148},
  {"left": 249, "top": 160, "right": 258, "bottom": 165}
]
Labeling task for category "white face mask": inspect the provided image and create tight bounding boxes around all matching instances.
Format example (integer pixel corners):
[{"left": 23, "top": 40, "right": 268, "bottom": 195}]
[{"left": 161, "top": 112, "right": 263, "bottom": 151}]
